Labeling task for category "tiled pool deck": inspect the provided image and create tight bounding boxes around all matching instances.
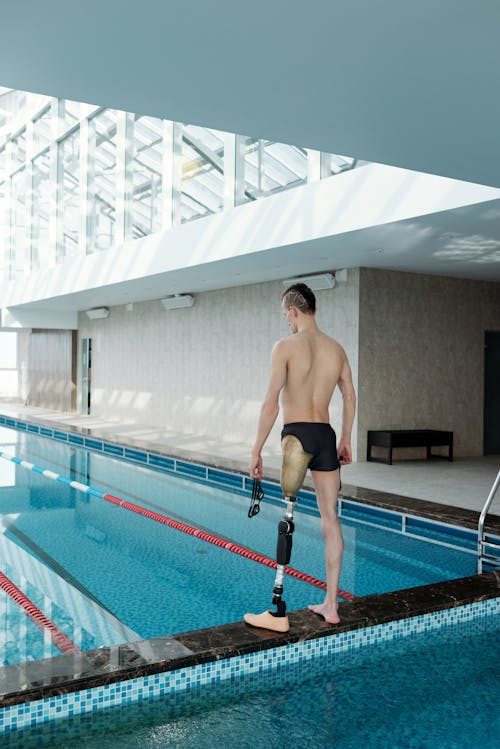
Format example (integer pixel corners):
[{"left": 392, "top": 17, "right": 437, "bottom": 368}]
[{"left": 0, "top": 406, "right": 499, "bottom": 734}]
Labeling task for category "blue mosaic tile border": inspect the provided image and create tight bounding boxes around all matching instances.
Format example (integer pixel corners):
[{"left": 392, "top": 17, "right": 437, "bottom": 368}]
[
  {"left": 1, "top": 414, "right": 499, "bottom": 560},
  {"left": 0, "top": 596, "right": 498, "bottom": 735}
]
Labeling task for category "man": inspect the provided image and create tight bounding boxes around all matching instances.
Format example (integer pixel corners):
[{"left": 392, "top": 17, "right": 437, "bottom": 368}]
[{"left": 244, "top": 282, "right": 356, "bottom": 633}]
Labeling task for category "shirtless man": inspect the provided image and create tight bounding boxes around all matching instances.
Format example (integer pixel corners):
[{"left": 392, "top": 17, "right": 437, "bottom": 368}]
[{"left": 244, "top": 282, "right": 356, "bottom": 633}]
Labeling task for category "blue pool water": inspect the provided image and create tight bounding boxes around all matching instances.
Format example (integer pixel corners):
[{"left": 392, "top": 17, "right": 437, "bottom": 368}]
[
  {"left": 6, "top": 614, "right": 500, "bottom": 748},
  {"left": 0, "top": 427, "right": 476, "bottom": 664}
]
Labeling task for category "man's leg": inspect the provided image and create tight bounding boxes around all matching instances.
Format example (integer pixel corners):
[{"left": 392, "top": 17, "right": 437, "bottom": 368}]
[{"left": 309, "top": 469, "right": 343, "bottom": 624}]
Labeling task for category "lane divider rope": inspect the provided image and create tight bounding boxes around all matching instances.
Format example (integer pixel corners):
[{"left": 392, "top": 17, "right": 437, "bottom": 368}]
[
  {"left": 0, "top": 450, "right": 356, "bottom": 602},
  {"left": 0, "top": 570, "right": 81, "bottom": 655}
]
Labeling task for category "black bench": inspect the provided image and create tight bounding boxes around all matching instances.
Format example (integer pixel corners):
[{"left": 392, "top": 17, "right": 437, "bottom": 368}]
[{"left": 367, "top": 429, "right": 453, "bottom": 465}]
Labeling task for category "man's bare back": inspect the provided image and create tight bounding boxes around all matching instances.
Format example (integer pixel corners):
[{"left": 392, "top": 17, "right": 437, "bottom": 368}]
[{"left": 279, "top": 329, "right": 347, "bottom": 425}]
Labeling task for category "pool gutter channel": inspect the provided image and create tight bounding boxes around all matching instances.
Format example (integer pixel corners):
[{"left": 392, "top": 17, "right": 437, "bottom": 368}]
[{"left": 0, "top": 411, "right": 499, "bottom": 709}]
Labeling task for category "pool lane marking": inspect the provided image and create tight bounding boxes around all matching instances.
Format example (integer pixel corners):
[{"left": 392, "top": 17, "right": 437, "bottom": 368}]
[
  {"left": 0, "top": 450, "right": 357, "bottom": 602},
  {"left": 0, "top": 570, "right": 81, "bottom": 655}
]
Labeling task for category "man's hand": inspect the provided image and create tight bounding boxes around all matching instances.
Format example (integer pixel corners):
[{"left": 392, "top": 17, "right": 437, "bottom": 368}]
[
  {"left": 249, "top": 452, "right": 263, "bottom": 480},
  {"left": 337, "top": 438, "right": 352, "bottom": 466}
]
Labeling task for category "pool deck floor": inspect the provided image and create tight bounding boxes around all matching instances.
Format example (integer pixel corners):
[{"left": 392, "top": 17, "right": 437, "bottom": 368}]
[
  {"left": 0, "top": 401, "right": 499, "bottom": 709},
  {"left": 0, "top": 401, "right": 498, "bottom": 514}
]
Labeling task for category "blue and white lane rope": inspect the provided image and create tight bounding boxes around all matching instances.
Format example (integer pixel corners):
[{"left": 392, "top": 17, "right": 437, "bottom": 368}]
[{"left": 0, "top": 449, "right": 356, "bottom": 601}]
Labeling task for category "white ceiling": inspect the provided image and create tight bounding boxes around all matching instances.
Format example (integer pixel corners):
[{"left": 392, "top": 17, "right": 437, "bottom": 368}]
[{"left": 1, "top": 0, "right": 500, "bottom": 300}]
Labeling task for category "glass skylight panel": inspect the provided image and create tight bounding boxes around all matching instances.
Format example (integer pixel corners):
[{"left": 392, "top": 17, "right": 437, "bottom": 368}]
[
  {"left": 240, "top": 137, "right": 307, "bottom": 201},
  {"left": 0, "top": 90, "right": 26, "bottom": 134},
  {"left": 131, "top": 115, "right": 163, "bottom": 238},
  {"left": 184, "top": 178, "right": 222, "bottom": 211},
  {"left": 329, "top": 153, "right": 357, "bottom": 174},
  {"left": 261, "top": 143, "right": 306, "bottom": 185},
  {"left": 183, "top": 125, "right": 224, "bottom": 156},
  {"left": 9, "top": 169, "right": 26, "bottom": 280},
  {"left": 33, "top": 107, "right": 52, "bottom": 152},
  {"left": 31, "top": 150, "right": 51, "bottom": 271},
  {"left": 91, "top": 110, "right": 117, "bottom": 252},
  {"left": 242, "top": 158, "right": 277, "bottom": 194},
  {"left": 60, "top": 100, "right": 80, "bottom": 131},
  {"left": 180, "top": 192, "right": 209, "bottom": 222},
  {"left": 0, "top": 147, "right": 6, "bottom": 182},
  {"left": 181, "top": 124, "right": 224, "bottom": 222},
  {"left": 265, "top": 142, "right": 307, "bottom": 179},
  {"left": 58, "top": 130, "right": 80, "bottom": 261},
  {"left": 11, "top": 129, "right": 26, "bottom": 169}
]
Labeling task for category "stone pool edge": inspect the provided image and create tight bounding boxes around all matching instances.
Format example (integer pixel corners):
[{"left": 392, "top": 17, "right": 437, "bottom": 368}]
[{"left": 0, "top": 570, "right": 498, "bottom": 709}]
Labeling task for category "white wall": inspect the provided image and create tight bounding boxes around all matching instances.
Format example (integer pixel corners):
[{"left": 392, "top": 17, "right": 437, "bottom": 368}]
[{"left": 78, "top": 273, "right": 361, "bottom": 458}]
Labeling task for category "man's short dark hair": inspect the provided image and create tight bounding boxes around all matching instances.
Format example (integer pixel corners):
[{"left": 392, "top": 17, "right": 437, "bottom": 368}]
[{"left": 281, "top": 283, "right": 316, "bottom": 314}]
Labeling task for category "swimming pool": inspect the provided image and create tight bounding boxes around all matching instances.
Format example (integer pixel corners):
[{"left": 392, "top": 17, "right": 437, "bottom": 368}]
[
  {"left": 3, "top": 600, "right": 499, "bottom": 748},
  {"left": 0, "top": 423, "right": 479, "bottom": 666},
  {"left": 0, "top": 414, "right": 498, "bottom": 742}
]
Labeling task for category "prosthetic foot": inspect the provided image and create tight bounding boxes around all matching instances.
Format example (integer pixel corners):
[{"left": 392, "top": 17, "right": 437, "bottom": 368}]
[
  {"left": 244, "top": 436, "right": 311, "bottom": 633},
  {"left": 243, "top": 610, "right": 290, "bottom": 632}
]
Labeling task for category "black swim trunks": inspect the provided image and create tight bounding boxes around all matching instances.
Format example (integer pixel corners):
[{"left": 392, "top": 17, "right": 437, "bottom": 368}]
[{"left": 281, "top": 422, "right": 340, "bottom": 472}]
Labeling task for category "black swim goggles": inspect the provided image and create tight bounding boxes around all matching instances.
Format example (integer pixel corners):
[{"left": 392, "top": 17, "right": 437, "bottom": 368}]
[{"left": 248, "top": 477, "right": 264, "bottom": 518}]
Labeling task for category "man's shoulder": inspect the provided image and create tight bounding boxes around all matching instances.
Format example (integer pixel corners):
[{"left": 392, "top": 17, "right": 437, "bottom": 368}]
[
  {"left": 273, "top": 337, "right": 289, "bottom": 348},
  {"left": 319, "top": 331, "right": 345, "bottom": 353},
  {"left": 271, "top": 337, "right": 292, "bottom": 357}
]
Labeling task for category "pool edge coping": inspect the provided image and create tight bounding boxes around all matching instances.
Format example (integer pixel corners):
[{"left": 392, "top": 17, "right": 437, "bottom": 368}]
[{"left": 0, "top": 570, "right": 498, "bottom": 708}]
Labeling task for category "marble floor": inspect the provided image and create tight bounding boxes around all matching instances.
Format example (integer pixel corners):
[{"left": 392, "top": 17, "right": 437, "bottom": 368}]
[{"left": 0, "top": 400, "right": 498, "bottom": 515}]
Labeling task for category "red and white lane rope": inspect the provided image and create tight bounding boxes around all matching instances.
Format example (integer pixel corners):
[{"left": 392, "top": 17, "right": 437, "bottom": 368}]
[
  {"left": 0, "top": 571, "right": 80, "bottom": 655},
  {"left": 103, "top": 493, "right": 356, "bottom": 600},
  {"left": 0, "top": 449, "right": 356, "bottom": 602}
]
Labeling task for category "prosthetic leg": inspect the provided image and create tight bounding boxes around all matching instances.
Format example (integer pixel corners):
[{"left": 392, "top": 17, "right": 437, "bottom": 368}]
[{"left": 244, "top": 436, "right": 312, "bottom": 632}]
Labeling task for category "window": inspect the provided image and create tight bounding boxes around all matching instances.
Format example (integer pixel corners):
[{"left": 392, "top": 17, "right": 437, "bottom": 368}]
[
  {"left": 31, "top": 150, "right": 51, "bottom": 271},
  {"left": 9, "top": 169, "right": 26, "bottom": 279},
  {"left": 240, "top": 138, "right": 307, "bottom": 202},
  {"left": 33, "top": 107, "right": 52, "bottom": 152},
  {"left": 181, "top": 125, "right": 224, "bottom": 222},
  {"left": 11, "top": 129, "right": 26, "bottom": 169},
  {"left": 90, "top": 109, "right": 117, "bottom": 252},
  {"left": 58, "top": 129, "right": 80, "bottom": 261},
  {"left": 131, "top": 115, "right": 163, "bottom": 237}
]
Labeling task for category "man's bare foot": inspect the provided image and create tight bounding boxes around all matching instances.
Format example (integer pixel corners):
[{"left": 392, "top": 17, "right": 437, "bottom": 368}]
[{"left": 308, "top": 603, "right": 340, "bottom": 624}]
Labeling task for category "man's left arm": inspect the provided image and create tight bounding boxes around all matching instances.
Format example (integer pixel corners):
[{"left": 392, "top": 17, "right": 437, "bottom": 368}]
[{"left": 250, "top": 341, "right": 288, "bottom": 479}]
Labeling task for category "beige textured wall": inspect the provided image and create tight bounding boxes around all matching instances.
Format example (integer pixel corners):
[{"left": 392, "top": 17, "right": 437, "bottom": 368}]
[
  {"left": 78, "top": 272, "right": 361, "bottom": 458},
  {"left": 26, "top": 330, "right": 76, "bottom": 411},
  {"left": 358, "top": 268, "right": 500, "bottom": 459}
]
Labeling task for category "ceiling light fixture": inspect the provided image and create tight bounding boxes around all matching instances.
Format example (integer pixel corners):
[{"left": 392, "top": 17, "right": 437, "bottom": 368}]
[
  {"left": 161, "top": 294, "right": 194, "bottom": 310},
  {"left": 85, "top": 307, "right": 110, "bottom": 319},
  {"left": 282, "top": 273, "right": 335, "bottom": 291}
]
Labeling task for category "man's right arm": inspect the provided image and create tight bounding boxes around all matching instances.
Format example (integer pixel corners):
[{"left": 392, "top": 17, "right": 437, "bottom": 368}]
[
  {"left": 337, "top": 354, "right": 356, "bottom": 465},
  {"left": 249, "top": 339, "right": 288, "bottom": 479}
]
